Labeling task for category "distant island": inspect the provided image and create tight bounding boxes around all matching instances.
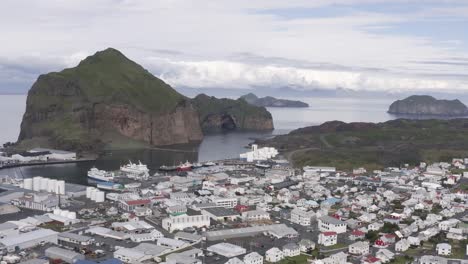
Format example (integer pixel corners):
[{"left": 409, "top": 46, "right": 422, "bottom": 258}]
[
  {"left": 16, "top": 48, "right": 273, "bottom": 153},
  {"left": 388, "top": 95, "right": 468, "bottom": 116},
  {"left": 240, "top": 93, "right": 309, "bottom": 108}
]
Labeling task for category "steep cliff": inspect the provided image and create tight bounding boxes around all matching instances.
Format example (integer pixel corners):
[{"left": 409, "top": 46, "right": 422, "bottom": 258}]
[
  {"left": 192, "top": 94, "right": 274, "bottom": 133},
  {"left": 18, "top": 48, "right": 203, "bottom": 152},
  {"left": 388, "top": 95, "right": 468, "bottom": 116}
]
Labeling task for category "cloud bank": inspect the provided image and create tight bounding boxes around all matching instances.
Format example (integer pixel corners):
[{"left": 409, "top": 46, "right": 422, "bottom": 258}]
[{"left": 0, "top": 0, "right": 468, "bottom": 93}]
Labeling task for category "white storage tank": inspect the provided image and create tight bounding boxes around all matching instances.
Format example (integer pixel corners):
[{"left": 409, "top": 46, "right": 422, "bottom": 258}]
[
  {"left": 90, "top": 189, "right": 97, "bottom": 201},
  {"left": 60, "top": 210, "right": 69, "bottom": 217},
  {"left": 53, "top": 208, "right": 61, "bottom": 215},
  {"left": 48, "top": 179, "right": 57, "bottom": 193},
  {"left": 33, "top": 176, "right": 42, "bottom": 191},
  {"left": 67, "top": 211, "right": 77, "bottom": 219},
  {"left": 23, "top": 178, "right": 33, "bottom": 190},
  {"left": 95, "top": 191, "right": 105, "bottom": 203},
  {"left": 86, "top": 187, "right": 95, "bottom": 199},
  {"left": 56, "top": 180, "right": 65, "bottom": 195},
  {"left": 40, "top": 178, "right": 49, "bottom": 191}
]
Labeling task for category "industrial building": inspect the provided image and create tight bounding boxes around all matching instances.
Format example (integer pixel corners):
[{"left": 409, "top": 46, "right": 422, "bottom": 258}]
[
  {"left": 204, "top": 224, "right": 298, "bottom": 241},
  {"left": 207, "top": 243, "right": 246, "bottom": 257},
  {"left": 162, "top": 214, "right": 210, "bottom": 233},
  {"left": 0, "top": 228, "right": 58, "bottom": 251},
  {"left": 45, "top": 246, "right": 84, "bottom": 263},
  {"left": 239, "top": 144, "right": 278, "bottom": 162},
  {"left": 114, "top": 243, "right": 170, "bottom": 263}
]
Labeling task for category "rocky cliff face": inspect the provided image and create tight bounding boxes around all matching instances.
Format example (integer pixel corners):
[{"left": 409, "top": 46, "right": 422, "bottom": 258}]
[
  {"left": 18, "top": 48, "right": 203, "bottom": 152},
  {"left": 388, "top": 95, "right": 468, "bottom": 116},
  {"left": 17, "top": 48, "right": 274, "bottom": 152},
  {"left": 192, "top": 94, "right": 274, "bottom": 133}
]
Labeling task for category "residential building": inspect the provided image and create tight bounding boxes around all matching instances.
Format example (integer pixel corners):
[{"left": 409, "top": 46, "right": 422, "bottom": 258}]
[
  {"left": 395, "top": 239, "right": 410, "bottom": 252},
  {"left": 376, "top": 249, "right": 395, "bottom": 263},
  {"left": 290, "top": 208, "right": 315, "bottom": 226},
  {"left": 243, "top": 252, "right": 263, "bottom": 264},
  {"left": 282, "top": 243, "right": 300, "bottom": 257},
  {"left": 348, "top": 241, "right": 369, "bottom": 255},
  {"left": 318, "top": 216, "right": 347, "bottom": 233},
  {"left": 265, "top": 247, "right": 283, "bottom": 263},
  {"left": 318, "top": 232, "right": 337, "bottom": 246},
  {"left": 436, "top": 243, "right": 451, "bottom": 256}
]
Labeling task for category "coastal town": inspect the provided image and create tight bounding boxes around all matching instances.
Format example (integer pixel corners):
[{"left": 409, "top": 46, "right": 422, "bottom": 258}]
[{"left": 0, "top": 144, "right": 466, "bottom": 264}]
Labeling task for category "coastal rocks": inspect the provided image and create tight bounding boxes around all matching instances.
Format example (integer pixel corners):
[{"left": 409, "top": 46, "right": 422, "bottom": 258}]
[
  {"left": 388, "top": 95, "right": 468, "bottom": 116},
  {"left": 192, "top": 94, "right": 274, "bottom": 133}
]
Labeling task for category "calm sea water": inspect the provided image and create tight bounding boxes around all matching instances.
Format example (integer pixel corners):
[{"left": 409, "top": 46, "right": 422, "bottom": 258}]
[{"left": 0, "top": 94, "right": 464, "bottom": 184}]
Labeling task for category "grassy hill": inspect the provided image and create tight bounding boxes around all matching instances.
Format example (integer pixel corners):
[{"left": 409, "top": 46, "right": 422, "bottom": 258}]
[{"left": 258, "top": 119, "right": 468, "bottom": 170}]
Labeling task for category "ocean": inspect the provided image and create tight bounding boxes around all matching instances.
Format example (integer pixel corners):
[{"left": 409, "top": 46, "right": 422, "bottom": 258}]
[{"left": 0, "top": 94, "right": 460, "bottom": 184}]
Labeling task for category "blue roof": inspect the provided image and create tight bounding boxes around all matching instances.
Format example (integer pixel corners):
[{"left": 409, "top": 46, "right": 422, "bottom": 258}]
[{"left": 322, "top": 197, "right": 341, "bottom": 205}]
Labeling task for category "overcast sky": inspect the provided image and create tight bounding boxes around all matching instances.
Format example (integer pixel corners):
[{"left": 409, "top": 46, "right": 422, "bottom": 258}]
[{"left": 1, "top": 0, "right": 468, "bottom": 94}]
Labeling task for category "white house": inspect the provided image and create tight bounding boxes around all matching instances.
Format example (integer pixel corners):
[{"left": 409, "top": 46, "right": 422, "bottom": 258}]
[
  {"left": 395, "top": 239, "right": 410, "bottom": 252},
  {"left": 318, "top": 216, "right": 347, "bottom": 233},
  {"left": 298, "top": 239, "right": 315, "bottom": 252},
  {"left": 436, "top": 243, "right": 451, "bottom": 256},
  {"left": 348, "top": 241, "right": 369, "bottom": 255},
  {"left": 376, "top": 249, "right": 395, "bottom": 263},
  {"left": 282, "top": 243, "right": 300, "bottom": 257},
  {"left": 319, "top": 252, "right": 348, "bottom": 264},
  {"left": 265, "top": 247, "right": 284, "bottom": 263},
  {"left": 290, "top": 208, "right": 315, "bottom": 226},
  {"left": 243, "top": 252, "right": 263, "bottom": 264},
  {"left": 439, "top": 219, "right": 459, "bottom": 231},
  {"left": 368, "top": 222, "right": 384, "bottom": 231},
  {"left": 318, "top": 232, "right": 337, "bottom": 246}
]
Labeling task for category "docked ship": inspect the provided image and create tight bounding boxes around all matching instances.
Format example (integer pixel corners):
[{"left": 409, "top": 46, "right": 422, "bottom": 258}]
[
  {"left": 203, "top": 161, "right": 216, "bottom": 167},
  {"left": 120, "top": 161, "right": 150, "bottom": 180},
  {"left": 255, "top": 163, "right": 271, "bottom": 169},
  {"left": 191, "top": 163, "right": 203, "bottom": 169},
  {"left": 159, "top": 165, "right": 177, "bottom": 172},
  {"left": 87, "top": 167, "right": 115, "bottom": 182},
  {"left": 176, "top": 161, "right": 193, "bottom": 172}
]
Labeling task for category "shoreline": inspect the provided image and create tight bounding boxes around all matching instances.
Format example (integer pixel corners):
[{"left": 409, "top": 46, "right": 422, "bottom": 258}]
[{"left": 0, "top": 158, "right": 96, "bottom": 170}]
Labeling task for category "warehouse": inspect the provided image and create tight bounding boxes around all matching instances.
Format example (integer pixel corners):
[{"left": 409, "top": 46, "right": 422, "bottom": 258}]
[
  {"left": 204, "top": 224, "right": 298, "bottom": 241},
  {"left": 207, "top": 243, "right": 246, "bottom": 257},
  {"left": 114, "top": 243, "right": 170, "bottom": 263},
  {"left": 45, "top": 246, "right": 84, "bottom": 263},
  {"left": 58, "top": 232, "right": 94, "bottom": 246},
  {"left": 0, "top": 228, "right": 58, "bottom": 251},
  {"left": 201, "top": 207, "right": 239, "bottom": 221}
]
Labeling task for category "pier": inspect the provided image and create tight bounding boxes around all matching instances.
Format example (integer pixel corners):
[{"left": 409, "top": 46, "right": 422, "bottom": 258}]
[{"left": 0, "top": 158, "right": 96, "bottom": 170}]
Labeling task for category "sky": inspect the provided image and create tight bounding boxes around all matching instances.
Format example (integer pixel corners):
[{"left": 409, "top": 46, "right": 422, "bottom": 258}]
[{"left": 1, "top": 0, "right": 468, "bottom": 94}]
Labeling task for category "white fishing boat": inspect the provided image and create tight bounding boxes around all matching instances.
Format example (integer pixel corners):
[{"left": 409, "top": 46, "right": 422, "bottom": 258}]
[
  {"left": 120, "top": 161, "right": 149, "bottom": 180},
  {"left": 87, "top": 167, "right": 115, "bottom": 182}
]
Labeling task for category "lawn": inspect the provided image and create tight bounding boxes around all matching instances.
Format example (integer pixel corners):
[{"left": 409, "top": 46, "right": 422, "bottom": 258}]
[{"left": 389, "top": 256, "right": 414, "bottom": 264}]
